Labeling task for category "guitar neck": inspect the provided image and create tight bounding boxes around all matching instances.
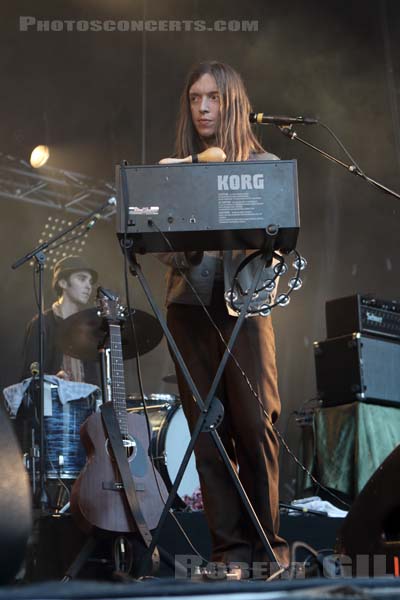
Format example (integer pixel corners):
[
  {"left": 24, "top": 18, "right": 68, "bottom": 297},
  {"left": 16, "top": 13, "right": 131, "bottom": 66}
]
[{"left": 109, "top": 323, "right": 128, "bottom": 436}]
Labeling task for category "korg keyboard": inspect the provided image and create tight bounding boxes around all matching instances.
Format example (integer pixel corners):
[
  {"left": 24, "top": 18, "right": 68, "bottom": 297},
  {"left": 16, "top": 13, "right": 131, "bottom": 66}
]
[{"left": 116, "top": 160, "right": 300, "bottom": 253}]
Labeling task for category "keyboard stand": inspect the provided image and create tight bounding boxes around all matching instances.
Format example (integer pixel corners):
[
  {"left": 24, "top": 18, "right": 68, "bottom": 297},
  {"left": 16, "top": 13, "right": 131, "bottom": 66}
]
[{"left": 122, "top": 240, "right": 284, "bottom": 579}]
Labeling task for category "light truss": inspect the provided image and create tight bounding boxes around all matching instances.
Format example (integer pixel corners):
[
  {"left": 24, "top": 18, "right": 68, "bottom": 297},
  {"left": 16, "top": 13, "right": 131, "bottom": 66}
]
[{"left": 0, "top": 152, "right": 116, "bottom": 219}]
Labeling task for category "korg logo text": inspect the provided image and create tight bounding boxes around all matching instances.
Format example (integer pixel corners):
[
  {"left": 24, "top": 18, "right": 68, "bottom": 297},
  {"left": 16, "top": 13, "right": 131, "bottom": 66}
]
[{"left": 217, "top": 173, "right": 264, "bottom": 191}]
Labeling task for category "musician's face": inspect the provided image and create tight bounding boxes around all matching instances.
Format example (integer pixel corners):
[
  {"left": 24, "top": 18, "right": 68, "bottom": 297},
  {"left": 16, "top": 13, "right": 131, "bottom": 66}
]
[
  {"left": 59, "top": 271, "right": 93, "bottom": 306},
  {"left": 189, "top": 73, "right": 220, "bottom": 140}
]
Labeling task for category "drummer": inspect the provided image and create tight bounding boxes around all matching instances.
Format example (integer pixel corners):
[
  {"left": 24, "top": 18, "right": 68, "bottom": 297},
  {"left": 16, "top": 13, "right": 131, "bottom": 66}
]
[{"left": 22, "top": 255, "right": 100, "bottom": 385}]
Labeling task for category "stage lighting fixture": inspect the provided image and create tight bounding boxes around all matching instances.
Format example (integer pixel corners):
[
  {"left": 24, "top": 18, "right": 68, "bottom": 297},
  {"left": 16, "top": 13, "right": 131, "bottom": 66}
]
[{"left": 30, "top": 145, "right": 50, "bottom": 168}]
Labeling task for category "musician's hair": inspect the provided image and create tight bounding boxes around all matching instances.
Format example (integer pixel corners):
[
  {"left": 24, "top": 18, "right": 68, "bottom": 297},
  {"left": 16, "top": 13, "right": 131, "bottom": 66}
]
[{"left": 175, "top": 61, "right": 265, "bottom": 161}]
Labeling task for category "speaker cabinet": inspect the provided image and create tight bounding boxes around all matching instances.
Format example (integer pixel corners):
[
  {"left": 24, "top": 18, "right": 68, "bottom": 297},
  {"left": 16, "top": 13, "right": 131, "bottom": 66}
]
[
  {"left": 0, "top": 402, "right": 32, "bottom": 583},
  {"left": 336, "top": 444, "right": 400, "bottom": 576},
  {"left": 314, "top": 333, "right": 400, "bottom": 407}
]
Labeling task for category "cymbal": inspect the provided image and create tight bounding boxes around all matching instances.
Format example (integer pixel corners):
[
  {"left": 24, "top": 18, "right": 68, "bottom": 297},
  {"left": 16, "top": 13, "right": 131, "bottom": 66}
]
[{"left": 57, "top": 308, "right": 163, "bottom": 361}]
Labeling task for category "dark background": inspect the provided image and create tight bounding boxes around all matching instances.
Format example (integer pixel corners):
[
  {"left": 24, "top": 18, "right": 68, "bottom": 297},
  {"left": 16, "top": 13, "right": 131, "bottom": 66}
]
[{"left": 1, "top": 0, "right": 399, "bottom": 500}]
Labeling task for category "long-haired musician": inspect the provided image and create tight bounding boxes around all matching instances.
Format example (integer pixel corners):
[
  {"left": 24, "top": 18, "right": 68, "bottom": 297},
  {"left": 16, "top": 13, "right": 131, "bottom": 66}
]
[{"left": 159, "top": 61, "right": 289, "bottom": 577}]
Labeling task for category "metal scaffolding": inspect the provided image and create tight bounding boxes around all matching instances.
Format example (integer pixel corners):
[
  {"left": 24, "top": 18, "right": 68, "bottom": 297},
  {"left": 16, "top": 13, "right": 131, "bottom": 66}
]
[{"left": 0, "top": 153, "right": 116, "bottom": 218}]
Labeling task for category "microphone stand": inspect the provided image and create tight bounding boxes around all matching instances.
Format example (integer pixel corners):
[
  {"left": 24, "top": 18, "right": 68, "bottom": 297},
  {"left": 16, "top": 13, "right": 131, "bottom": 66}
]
[
  {"left": 11, "top": 197, "right": 115, "bottom": 510},
  {"left": 278, "top": 126, "right": 400, "bottom": 201}
]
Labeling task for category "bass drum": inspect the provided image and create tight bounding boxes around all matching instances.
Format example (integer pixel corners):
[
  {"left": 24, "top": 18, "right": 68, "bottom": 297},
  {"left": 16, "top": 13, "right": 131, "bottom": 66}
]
[{"left": 127, "top": 394, "right": 200, "bottom": 508}]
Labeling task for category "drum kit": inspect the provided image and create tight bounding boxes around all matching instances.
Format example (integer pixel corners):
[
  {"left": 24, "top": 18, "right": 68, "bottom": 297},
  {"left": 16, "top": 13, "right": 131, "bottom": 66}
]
[
  {"left": 26, "top": 306, "right": 200, "bottom": 510},
  {"left": 43, "top": 385, "right": 97, "bottom": 481}
]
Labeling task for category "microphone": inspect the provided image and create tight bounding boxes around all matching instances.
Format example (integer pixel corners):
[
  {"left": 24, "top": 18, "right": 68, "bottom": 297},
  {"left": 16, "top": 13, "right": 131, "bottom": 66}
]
[
  {"left": 249, "top": 112, "right": 318, "bottom": 125},
  {"left": 86, "top": 213, "right": 101, "bottom": 230},
  {"left": 86, "top": 198, "right": 115, "bottom": 230},
  {"left": 30, "top": 362, "right": 39, "bottom": 376}
]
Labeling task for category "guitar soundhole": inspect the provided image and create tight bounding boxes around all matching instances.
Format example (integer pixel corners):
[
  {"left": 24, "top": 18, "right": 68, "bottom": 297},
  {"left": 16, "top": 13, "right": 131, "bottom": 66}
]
[{"left": 105, "top": 435, "right": 137, "bottom": 462}]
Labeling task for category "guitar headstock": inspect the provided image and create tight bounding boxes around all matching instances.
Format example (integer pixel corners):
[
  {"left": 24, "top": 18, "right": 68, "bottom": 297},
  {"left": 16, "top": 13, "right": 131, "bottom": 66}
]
[{"left": 96, "top": 287, "right": 124, "bottom": 323}]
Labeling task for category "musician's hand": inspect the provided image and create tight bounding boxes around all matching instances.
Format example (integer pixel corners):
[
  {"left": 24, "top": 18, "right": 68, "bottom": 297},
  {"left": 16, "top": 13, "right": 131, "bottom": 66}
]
[
  {"left": 159, "top": 148, "right": 226, "bottom": 165},
  {"left": 56, "top": 370, "right": 70, "bottom": 380},
  {"left": 159, "top": 157, "right": 181, "bottom": 164}
]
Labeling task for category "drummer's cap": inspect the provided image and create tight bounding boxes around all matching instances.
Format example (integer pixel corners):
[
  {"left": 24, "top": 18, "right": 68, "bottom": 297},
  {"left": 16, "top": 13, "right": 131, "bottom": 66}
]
[{"left": 52, "top": 256, "right": 98, "bottom": 296}]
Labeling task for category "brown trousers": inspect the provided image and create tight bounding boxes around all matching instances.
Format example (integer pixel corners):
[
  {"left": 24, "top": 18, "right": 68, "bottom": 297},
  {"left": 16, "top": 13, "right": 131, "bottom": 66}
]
[{"left": 167, "top": 284, "right": 289, "bottom": 568}]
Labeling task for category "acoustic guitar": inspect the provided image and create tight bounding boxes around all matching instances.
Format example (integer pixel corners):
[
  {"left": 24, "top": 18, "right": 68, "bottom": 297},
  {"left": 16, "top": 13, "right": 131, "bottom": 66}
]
[{"left": 71, "top": 290, "right": 168, "bottom": 534}]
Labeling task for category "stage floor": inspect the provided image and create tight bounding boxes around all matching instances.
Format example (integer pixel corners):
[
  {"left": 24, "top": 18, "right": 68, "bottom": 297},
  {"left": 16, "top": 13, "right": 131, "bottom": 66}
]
[{"left": 3, "top": 577, "right": 400, "bottom": 600}]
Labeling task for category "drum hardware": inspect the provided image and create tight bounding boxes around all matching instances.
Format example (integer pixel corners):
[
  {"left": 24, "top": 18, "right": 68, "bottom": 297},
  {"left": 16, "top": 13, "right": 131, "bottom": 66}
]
[
  {"left": 58, "top": 502, "right": 70, "bottom": 514},
  {"left": 128, "top": 404, "right": 173, "bottom": 412},
  {"left": 54, "top": 485, "right": 69, "bottom": 514},
  {"left": 201, "top": 397, "right": 224, "bottom": 432},
  {"left": 23, "top": 425, "right": 40, "bottom": 496},
  {"left": 114, "top": 536, "right": 133, "bottom": 574},
  {"left": 127, "top": 393, "right": 176, "bottom": 413}
]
